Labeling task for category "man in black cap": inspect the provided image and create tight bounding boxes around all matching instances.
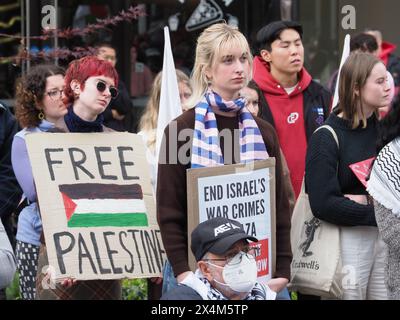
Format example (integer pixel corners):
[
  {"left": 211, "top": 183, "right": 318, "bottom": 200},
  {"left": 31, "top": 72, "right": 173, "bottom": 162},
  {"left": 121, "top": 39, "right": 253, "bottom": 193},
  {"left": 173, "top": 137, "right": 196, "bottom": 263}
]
[
  {"left": 161, "top": 217, "right": 276, "bottom": 300},
  {"left": 253, "top": 21, "right": 331, "bottom": 200}
]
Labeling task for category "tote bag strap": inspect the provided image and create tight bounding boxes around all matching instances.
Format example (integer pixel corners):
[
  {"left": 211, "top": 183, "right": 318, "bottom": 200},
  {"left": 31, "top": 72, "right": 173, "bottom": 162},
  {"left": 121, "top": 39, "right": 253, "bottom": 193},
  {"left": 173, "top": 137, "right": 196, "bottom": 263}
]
[
  {"left": 300, "top": 124, "right": 339, "bottom": 194},
  {"left": 316, "top": 125, "right": 339, "bottom": 149},
  {"left": 291, "top": 124, "right": 342, "bottom": 296}
]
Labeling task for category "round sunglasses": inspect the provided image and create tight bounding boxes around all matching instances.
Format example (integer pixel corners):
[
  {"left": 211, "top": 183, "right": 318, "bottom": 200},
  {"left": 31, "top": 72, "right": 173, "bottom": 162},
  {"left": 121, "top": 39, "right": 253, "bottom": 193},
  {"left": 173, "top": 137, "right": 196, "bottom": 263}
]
[{"left": 96, "top": 81, "right": 118, "bottom": 98}]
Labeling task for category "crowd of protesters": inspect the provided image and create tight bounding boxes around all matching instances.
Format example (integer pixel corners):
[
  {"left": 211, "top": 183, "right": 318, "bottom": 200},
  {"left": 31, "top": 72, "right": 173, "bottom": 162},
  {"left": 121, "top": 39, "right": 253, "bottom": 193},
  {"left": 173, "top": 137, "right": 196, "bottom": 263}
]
[{"left": 1, "top": 20, "right": 400, "bottom": 301}]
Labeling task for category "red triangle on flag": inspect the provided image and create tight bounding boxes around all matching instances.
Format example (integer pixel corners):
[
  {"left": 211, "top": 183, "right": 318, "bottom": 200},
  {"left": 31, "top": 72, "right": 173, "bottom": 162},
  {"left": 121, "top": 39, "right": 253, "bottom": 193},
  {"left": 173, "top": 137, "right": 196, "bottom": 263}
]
[{"left": 61, "top": 192, "right": 77, "bottom": 221}]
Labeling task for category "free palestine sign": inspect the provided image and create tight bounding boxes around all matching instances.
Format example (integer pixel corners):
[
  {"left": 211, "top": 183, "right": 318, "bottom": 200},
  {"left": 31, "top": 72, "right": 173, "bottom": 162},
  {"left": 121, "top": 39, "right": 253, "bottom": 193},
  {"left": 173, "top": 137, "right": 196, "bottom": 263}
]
[{"left": 26, "top": 132, "right": 165, "bottom": 281}]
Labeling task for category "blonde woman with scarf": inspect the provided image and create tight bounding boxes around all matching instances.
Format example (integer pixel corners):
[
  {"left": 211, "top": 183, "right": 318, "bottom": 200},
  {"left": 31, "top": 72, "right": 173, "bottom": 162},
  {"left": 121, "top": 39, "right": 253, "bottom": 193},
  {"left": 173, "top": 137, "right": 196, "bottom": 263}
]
[{"left": 156, "top": 23, "right": 291, "bottom": 300}]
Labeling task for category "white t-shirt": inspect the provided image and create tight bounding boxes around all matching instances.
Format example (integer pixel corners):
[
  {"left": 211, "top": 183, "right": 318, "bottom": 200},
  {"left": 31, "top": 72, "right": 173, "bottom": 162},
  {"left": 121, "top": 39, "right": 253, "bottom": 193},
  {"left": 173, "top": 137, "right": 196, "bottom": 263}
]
[{"left": 284, "top": 83, "right": 298, "bottom": 95}]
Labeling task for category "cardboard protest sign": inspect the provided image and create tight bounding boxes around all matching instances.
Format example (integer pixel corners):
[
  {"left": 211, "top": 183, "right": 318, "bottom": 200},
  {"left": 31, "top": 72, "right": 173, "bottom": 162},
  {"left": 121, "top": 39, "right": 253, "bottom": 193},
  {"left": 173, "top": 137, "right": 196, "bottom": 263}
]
[
  {"left": 26, "top": 132, "right": 165, "bottom": 281},
  {"left": 187, "top": 159, "right": 276, "bottom": 284}
]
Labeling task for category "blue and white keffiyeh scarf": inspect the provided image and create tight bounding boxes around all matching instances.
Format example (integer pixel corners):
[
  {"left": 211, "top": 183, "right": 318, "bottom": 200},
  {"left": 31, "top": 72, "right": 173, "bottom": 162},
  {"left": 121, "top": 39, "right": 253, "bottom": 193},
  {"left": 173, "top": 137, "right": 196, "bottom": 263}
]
[{"left": 191, "top": 90, "right": 269, "bottom": 168}]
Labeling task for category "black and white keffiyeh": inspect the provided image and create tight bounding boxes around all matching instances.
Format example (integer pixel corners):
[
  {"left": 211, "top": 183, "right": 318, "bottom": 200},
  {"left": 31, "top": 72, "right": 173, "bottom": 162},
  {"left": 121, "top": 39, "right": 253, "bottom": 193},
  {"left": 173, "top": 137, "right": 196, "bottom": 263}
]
[
  {"left": 180, "top": 269, "right": 276, "bottom": 300},
  {"left": 199, "top": 277, "right": 268, "bottom": 300},
  {"left": 367, "top": 137, "right": 400, "bottom": 216}
]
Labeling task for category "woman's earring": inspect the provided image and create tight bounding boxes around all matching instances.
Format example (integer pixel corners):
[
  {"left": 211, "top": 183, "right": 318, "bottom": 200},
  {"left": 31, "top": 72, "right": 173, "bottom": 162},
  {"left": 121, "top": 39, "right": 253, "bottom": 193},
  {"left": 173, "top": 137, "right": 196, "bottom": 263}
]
[
  {"left": 38, "top": 110, "right": 45, "bottom": 120},
  {"left": 73, "top": 85, "right": 80, "bottom": 99}
]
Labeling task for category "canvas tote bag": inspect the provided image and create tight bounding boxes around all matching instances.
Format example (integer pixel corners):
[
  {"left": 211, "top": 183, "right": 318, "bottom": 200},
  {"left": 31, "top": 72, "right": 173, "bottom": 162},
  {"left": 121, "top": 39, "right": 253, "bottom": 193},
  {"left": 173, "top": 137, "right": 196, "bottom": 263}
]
[{"left": 288, "top": 125, "right": 343, "bottom": 299}]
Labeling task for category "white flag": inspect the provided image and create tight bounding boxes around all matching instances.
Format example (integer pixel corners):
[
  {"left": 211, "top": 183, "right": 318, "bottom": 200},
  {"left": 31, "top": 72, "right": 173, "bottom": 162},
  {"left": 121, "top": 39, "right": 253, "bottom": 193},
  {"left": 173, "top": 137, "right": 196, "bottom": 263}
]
[
  {"left": 155, "top": 27, "right": 182, "bottom": 168},
  {"left": 332, "top": 34, "right": 351, "bottom": 109}
]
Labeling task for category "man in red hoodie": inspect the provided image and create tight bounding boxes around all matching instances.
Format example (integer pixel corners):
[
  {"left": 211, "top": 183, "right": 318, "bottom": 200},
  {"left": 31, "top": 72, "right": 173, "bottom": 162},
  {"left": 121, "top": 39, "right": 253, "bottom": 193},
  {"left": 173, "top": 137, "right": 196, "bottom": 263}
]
[{"left": 253, "top": 21, "right": 331, "bottom": 199}]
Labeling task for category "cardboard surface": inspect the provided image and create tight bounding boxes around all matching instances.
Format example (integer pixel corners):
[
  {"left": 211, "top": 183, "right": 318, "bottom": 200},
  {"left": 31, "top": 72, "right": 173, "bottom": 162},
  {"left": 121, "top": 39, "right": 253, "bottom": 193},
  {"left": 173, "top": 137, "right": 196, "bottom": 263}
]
[
  {"left": 26, "top": 132, "right": 165, "bottom": 281},
  {"left": 187, "top": 159, "right": 276, "bottom": 284}
]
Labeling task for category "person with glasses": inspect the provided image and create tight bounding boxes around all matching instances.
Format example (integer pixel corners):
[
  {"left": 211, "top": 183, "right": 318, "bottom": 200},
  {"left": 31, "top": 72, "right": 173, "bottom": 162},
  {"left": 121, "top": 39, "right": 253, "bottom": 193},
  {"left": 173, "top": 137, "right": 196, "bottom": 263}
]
[
  {"left": 161, "top": 217, "right": 276, "bottom": 300},
  {"left": 138, "top": 69, "right": 192, "bottom": 299},
  {"left": 49, "top": 55, "right": 119, "bottom": 133},
  {"left": 157, "top": 23, "right": 291, "bottom": 300},
  {"left": 12, "top": 64, "right": 66, "bottom": 299},
  {"left": 35, "top": 56, "right": 121, "bottom": 300}
]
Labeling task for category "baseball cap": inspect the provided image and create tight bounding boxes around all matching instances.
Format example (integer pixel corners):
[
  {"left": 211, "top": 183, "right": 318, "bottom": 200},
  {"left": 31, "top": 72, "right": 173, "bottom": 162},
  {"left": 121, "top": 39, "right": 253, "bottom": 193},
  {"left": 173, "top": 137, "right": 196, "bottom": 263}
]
[
  {"left": 191, "top": 217, "right": 258, "bottom": 261},
  {"left": 256, "top": 20, "right": 303, "bottom": 52}
]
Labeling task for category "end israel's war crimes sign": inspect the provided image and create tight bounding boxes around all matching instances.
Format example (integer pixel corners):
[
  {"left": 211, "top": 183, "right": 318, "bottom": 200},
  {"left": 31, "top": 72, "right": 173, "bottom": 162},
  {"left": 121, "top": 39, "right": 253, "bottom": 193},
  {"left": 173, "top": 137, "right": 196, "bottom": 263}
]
[
  {"left": 187, "top": 160, "right": 276, "bottom": 284},
  {"left": 25, "top": 132, "right": 166, "bottom": 281}
]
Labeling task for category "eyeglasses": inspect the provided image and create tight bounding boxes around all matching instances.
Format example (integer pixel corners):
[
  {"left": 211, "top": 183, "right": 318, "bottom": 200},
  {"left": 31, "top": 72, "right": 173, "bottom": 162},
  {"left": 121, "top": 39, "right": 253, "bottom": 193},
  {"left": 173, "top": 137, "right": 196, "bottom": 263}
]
[
  {"left": 46, "top": 89, "right": 64, "bottom": 101},
  {"left": 96, "top": 81, "right": 118, "bottom": 98},
  {"left": 203, "top": 246, "right": 260, "bottom": 266}
]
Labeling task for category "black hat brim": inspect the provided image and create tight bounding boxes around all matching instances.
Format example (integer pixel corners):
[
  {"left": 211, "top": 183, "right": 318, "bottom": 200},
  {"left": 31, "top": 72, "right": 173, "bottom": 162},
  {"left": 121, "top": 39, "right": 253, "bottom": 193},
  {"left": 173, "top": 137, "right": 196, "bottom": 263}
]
[{"left": 207, "top": 233, "right": 258, "bottom": 257}]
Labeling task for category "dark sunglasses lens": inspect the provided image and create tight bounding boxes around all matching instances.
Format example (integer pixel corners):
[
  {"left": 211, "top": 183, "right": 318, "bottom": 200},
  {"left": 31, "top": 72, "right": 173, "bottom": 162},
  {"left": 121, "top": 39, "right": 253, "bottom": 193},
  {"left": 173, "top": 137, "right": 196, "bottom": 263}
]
[
  {"left": 110, "top": 87, "right": 118, "bottom": 98},
  {"left": 96, "top": 81, "right": 106, "bottom": 92}
]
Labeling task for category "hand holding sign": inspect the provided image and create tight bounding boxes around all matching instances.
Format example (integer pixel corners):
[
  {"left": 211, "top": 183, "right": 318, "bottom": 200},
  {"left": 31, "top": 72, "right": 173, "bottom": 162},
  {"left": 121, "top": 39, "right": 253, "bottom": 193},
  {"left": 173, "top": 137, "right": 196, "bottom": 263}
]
[
  {"left": 26, "top": 132, "right": 166, "bottom": 281},
  {"left": 61, "top": 277, "right": 78, "bottom": 288}
]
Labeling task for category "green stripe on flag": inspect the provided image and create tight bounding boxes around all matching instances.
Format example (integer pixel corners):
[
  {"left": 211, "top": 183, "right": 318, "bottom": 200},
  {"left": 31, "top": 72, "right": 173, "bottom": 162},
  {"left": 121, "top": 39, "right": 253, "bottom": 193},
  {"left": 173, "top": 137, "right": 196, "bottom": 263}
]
[{"left": 67, "top": 213, "right": 148, "bottom": 228}]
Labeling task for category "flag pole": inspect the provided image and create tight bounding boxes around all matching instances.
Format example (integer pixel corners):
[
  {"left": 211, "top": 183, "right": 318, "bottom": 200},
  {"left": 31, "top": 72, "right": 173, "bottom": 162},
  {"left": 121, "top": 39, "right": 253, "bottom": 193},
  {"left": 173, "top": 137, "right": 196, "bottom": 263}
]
[
  {"left": 155, "top": 27, "right": 183, "bottom": 188},
  {"left": 332, "top": 34, "right": 351, "bottom": 110}
]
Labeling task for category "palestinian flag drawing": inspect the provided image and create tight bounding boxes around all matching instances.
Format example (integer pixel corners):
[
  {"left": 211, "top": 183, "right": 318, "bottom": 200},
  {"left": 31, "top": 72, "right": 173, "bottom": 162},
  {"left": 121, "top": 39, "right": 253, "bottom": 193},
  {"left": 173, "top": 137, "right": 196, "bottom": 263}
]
[{"left": 59, "top": 183, "right": 148, "bottom": 228}]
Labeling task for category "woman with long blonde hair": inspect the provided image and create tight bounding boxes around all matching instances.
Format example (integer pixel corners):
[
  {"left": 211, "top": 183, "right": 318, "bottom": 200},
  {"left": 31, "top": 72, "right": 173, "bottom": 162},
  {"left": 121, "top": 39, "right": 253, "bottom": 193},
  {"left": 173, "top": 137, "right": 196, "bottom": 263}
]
[
  {"left": 157, "top": 23, "right": 291, "bottom": 300},
  {"left": 138, "top": 69, "right": 192, "bottom": 188},
  {"left": 139, "top": 70, "right": 191, "bottom": 151}
]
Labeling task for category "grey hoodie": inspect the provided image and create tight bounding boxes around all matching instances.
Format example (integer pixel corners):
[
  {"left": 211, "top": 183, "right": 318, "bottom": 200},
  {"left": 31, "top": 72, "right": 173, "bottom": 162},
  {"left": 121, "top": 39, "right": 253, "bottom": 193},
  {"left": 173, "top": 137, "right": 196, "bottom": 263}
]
[{"left": 0, "top": 219, "right": 16, "bottom": 289}]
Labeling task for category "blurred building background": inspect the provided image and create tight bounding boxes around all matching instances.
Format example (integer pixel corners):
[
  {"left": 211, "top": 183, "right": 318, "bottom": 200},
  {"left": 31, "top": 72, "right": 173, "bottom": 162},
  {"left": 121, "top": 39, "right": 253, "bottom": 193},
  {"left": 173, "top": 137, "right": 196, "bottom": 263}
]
[{"left": 1, "top": 0, "right": 400, "bottom": 107}]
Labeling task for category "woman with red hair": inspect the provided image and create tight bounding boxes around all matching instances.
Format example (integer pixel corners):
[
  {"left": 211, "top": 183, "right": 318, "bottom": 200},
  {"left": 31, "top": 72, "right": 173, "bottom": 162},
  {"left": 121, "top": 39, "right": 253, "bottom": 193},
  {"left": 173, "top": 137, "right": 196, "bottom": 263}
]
[
  {"left": 36, "top": 56, "right": 121, "bottom": 300},
  {"left": 59, "top": 55, "right": 119, "bottom": 131}
]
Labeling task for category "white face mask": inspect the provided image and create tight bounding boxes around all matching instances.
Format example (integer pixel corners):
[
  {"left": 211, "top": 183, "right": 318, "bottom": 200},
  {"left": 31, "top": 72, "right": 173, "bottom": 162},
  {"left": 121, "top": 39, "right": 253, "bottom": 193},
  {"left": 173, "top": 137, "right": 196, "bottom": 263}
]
[{"left": 208, "top": 251, "right": 258, "bottom": 293}]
